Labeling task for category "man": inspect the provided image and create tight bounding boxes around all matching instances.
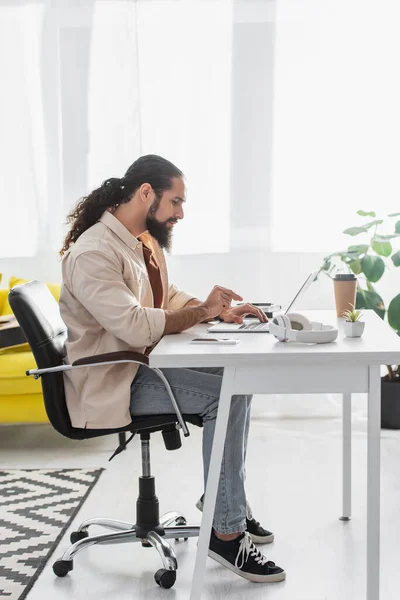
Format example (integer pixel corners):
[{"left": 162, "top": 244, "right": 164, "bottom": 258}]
[{"left": 60, "top": 154, "right": 285, "bottom": 583}]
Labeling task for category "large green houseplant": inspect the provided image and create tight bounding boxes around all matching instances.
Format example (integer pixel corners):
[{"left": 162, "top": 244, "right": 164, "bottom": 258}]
[{"left": 320, "top": 210, "right": 400, "bottom": 426}]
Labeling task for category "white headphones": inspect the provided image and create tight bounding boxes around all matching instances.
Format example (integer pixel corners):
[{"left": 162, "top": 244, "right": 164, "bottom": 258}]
[{"left": 269, "top": 312, "right": 338, "bottom": 344}]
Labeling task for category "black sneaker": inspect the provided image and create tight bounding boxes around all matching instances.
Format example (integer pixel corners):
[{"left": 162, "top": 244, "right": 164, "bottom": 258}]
[
  {"left": 196, "top": 495, "right": 274, "bottom": 544},
  {"left": 245, "top": 517, "right": 274, "bottom": 544},
  {"left": 209, "top": 530, "right": 285, "bottom": 583}
]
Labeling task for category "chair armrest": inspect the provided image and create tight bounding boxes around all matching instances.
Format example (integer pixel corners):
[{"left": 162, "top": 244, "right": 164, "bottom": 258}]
[
  {"left": 73, "top": 350, "right": 149, "bottom": 367},
  {"left": 26, "top": 350, "right": 190, "bottom": 437}
]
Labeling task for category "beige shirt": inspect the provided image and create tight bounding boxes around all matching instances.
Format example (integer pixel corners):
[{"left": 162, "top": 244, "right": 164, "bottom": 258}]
[{"left": 60, "top": 211, "right": 195, "bottom": 429}]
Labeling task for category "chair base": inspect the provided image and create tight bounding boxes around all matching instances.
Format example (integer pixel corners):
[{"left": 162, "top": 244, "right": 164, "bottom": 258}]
[
  {"left": 53, "top": 512, "right": 200, "bottom": 588},
  {"left": 53, "top": 447, "right": 201, "bottom": 589}
]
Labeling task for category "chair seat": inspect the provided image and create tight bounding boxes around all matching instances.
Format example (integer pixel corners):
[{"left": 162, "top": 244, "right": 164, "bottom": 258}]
[
  {"left": 131, "top": 413, "right": 203, "bottom": 433},
  {"left": 70, "top": 413, "right": 204, "bottom": 440}
]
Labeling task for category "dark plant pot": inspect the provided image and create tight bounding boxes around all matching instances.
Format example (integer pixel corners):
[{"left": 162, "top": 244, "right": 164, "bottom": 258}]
[{"left": 381, "top": 377, "right": 400, "bottom": 429}]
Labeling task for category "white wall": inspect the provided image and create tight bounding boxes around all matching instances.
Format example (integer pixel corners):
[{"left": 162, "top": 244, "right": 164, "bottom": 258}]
[{"left": 0, "top": 255, "right": 61, "bottom": 288}]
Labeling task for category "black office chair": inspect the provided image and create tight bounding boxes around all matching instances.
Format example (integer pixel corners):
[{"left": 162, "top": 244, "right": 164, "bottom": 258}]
[{"left": 8, "top": 281, "right": 201, "bottom": 590}]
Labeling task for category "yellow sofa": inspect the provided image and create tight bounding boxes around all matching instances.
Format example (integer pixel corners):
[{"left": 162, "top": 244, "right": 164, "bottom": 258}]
[{"left": 0, "top": 276, "right": 61, "bottom": 423}]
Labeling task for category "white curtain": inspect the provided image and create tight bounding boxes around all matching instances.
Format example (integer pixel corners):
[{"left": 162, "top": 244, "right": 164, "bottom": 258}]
[
  {"left": 0, "top": 4, "right": 47, "bottom": 258},
  {"left": 2, "top": 0, "right": 399, "bottom": 261},
  {"left": 271, "top": 0, "right": 400, "bottom": 252},
  {"left": 88, "top": 0, "right": 233, "bottom": 256},
  {"left": 0, "top": 0, "right": 233, "bottom": 262}
]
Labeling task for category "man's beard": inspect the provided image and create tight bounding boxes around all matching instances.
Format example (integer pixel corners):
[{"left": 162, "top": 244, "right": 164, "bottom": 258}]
[{"left": 145, "top": 200, "right": 176, "bottom": 251}]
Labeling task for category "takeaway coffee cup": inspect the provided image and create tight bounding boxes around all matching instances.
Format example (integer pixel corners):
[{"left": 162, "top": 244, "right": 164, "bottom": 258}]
[{"left": 333, "top": 273, "right": 357, "bottom": 317}]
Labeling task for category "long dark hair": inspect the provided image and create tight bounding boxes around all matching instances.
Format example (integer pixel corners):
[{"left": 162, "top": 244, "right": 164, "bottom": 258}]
[{"left": 60, "top": 154, "right": 183, "bottom": 255}]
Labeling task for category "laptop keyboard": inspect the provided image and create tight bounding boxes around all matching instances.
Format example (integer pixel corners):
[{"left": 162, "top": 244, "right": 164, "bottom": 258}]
[{"left": 238, "top": 322, "right": 270, "bottom": 332}]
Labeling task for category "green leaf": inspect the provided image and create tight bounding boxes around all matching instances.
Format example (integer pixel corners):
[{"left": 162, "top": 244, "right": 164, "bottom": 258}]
[
  {"left": 343, "top": 226, "right": 368, "bottom": 236},
  {"left": 361, "top": 255, "right": 385, "bottom": 282},
  {"left": 372, "top": 239, "right": 392, "bottom": 257},
  {"left": 363, "top": 219, "right": 384, "bottom": 229},
  {"left": 348, "top": 244, "right": 369, "bottom": 255},
  {"left": 392, "top": 250, "right": 400, "bottom": 267},
  {"left": 356, "top": 289, "right": 386, "bottom": 320},
  {"left": 388, "top": 212, "right": 400, "bottom": 217},
  {"left": 341, "top": 251, "right": 362, "bottom": 261},
  {"left": 388, "top": 294, "right": 400, "bottom": 332},
  {"left": 349, "top": 259, "right": 362, "bottom": 274},
  {"left": 343, "top": 221, "right": 383, "bottom": 236},
  {"left": 357, "top": 210, "right": 376, "bottom": 217},
  {"left": 395, "top": 220, "right": 400, "bottom": 234},
  {"left": 374, "top": 233, "right": 400, "bottom": 241}
]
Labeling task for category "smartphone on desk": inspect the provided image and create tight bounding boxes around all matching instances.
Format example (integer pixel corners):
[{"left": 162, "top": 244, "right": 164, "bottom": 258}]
[{"left": 190, "top": 338, "right": 240, "bottom": 346}]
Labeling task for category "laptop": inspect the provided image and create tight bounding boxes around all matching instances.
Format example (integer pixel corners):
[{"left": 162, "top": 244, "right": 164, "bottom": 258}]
[{"left": 207, "top": 271, "right": 319, "bottom": 333}]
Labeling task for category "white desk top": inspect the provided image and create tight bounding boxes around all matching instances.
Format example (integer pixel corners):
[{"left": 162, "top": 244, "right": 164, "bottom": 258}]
[{"left": 149, "top": 310, "right": 400, "bottom": 368}]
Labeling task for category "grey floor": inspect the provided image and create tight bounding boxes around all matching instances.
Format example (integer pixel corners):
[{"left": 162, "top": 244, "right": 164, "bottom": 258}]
[{"left": 1, "top": 397, "right": 400, "bottom": 600}]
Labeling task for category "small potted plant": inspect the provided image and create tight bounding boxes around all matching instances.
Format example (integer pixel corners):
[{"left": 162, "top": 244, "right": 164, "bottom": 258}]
[{"left": 341, "top": 307, "right": 365, "bottom": 338}]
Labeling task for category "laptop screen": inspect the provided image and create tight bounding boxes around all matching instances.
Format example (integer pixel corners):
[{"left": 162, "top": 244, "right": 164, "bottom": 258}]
[{"left": 284, "top": 271, "right": 319, "bottom": 315}]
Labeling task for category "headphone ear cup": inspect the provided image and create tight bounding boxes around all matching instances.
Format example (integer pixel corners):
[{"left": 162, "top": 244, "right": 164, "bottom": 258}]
[
  {"left": 274, "top": 314, "right": 291, "bottom": 329},
  {"left": 272, "top": 314, "right": 291, "bottom": 341},
  {"left": 286, "top": 312, "right": 313, "bottom": 331}
]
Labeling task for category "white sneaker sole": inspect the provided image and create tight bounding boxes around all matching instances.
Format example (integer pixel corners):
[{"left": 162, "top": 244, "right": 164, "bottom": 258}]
[
  {"left": 196, "top": 499, "right": 274, "bottom": 544},
  {"left": 250, "top": 532, "right": 274, "bottom": 544},
  {"left": 208, "top": 550, "right": 286, "bottom": 583}
]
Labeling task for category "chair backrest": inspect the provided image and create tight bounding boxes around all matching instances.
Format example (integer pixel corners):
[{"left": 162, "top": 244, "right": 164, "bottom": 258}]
[{"left": 8, "top": 280, "right": 89, "bottom": 439}]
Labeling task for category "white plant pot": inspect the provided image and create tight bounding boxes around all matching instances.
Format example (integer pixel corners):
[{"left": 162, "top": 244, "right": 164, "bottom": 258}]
[{"left": 343, "top": 320, "right": 365, "bottom": 338}]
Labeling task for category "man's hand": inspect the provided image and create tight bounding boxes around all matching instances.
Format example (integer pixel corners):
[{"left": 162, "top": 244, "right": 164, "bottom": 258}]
[
  {"left": 201, "top": 286, "right": 243, "bottom": 319},
  {"left": 164, "top": 286, "right": 244, "bottom": 335},
  {"left": 220, "top": 303, "right": 268, "bottom": 325}
]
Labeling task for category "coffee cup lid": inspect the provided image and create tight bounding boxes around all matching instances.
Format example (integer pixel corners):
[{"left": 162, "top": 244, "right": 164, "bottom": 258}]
[{"left": 334, "top": 273, "right": 356, "bottom": 281}]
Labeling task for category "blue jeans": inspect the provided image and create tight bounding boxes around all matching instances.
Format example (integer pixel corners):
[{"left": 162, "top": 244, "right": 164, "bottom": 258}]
[{"left": 130, "top": 366, "right": 252, "bottom": 534}]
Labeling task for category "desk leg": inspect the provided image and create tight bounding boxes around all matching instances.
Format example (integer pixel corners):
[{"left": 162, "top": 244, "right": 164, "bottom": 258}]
[
  {"left": 189, "top": 367, "right": 235, "bottom": 600},
  {"left": 340, "top": 393, "right": 352, "bottom": 520},
  {"left": 367, "top": 366, "right": 381, "bottom": 600}
]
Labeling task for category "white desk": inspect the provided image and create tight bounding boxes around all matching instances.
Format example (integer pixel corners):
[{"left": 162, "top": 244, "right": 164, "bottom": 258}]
[{"left": 149, "top": 310, "right": 400, "bottom": 600}]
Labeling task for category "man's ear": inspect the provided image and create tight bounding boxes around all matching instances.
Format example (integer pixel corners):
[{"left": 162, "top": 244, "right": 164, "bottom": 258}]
[{"left": 139, "top": 182, "right": 153, "bottom": 203}]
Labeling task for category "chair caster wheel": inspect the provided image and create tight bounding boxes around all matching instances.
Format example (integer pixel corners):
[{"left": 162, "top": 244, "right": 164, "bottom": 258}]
[
  {"left": 154, "top": 569, "right": 176, "bottom": 589},
  {"left": 53, "top": 559, "right": 73, "bottom": 577},
  {"left": 70, "top": 530, "right": 89, "bottom": 544}
]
